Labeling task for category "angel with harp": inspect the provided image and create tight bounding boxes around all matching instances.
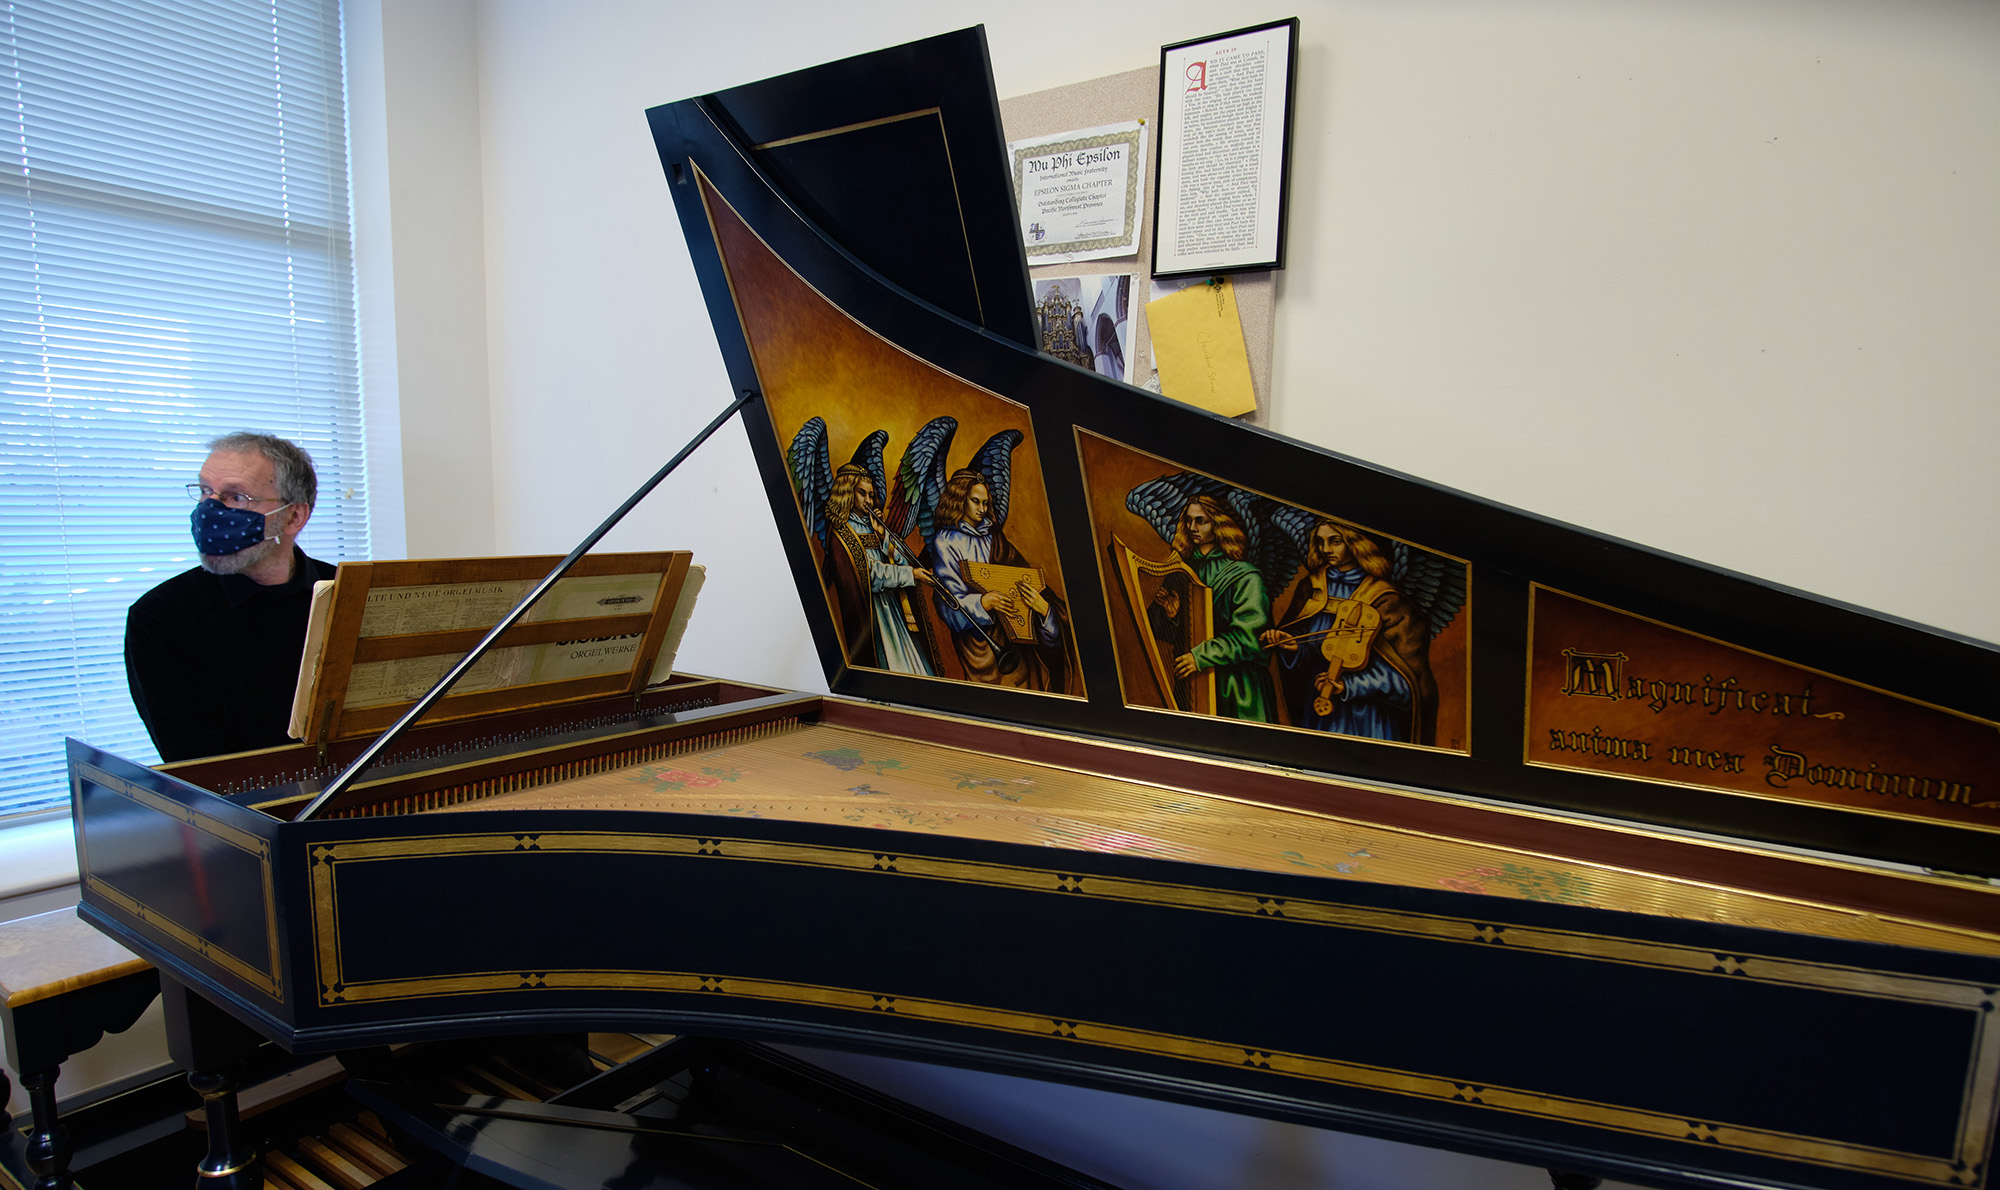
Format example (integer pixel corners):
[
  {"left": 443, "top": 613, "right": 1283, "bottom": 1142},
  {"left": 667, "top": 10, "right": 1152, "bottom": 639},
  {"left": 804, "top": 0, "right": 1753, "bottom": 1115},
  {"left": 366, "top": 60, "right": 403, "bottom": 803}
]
[
  {"left": 886, "top": 416, "right": 1077, "bottom": 693},
  {"left": 1258, "top": 513, "right": 1465, "bottom": 745},
  {"left": 787, "top": 419, "right": 940, "bottom": 676},
  {"left": 1123, "top": 475, "right": 1304, "bottom": 723}
]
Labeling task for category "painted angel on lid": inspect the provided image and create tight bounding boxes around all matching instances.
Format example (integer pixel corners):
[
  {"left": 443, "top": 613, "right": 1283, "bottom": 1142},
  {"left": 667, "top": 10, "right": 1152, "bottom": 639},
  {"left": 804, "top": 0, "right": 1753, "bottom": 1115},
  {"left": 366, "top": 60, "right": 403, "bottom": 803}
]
[
  {"left": 888, "top": 416, "right": 1078, "bottom": 694},
  {"left": 787, "top": 418, "right": 939, "bottom": 676},
  {"left": 1256, "top": 504, "right": 1466, "bottom": 745},
  {"left": 1121, "top": 474, "right": 1305, "bottom": 722}
]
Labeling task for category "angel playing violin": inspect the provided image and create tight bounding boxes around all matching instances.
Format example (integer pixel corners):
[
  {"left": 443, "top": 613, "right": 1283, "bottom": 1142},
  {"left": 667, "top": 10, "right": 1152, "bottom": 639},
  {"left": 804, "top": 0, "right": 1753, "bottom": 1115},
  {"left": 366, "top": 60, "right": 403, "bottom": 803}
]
[{"left": 1257, "top": 517, "right": 1462, "bottom": 745}]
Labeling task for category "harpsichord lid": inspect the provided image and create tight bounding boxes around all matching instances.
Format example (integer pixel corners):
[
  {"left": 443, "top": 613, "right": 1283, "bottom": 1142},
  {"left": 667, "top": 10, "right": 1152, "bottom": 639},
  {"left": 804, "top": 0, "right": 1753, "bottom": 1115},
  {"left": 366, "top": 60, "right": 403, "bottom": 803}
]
[{"left": 645, "top": 29, "right": 2000, "bottom": 876}]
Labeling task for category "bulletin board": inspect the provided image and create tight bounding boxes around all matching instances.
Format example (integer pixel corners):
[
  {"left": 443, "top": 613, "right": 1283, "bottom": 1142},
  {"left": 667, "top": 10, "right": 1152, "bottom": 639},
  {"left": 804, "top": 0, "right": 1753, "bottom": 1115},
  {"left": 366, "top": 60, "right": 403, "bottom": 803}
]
[{"left": 1000, "top": 67, "right": 1277, "bottom": 425}]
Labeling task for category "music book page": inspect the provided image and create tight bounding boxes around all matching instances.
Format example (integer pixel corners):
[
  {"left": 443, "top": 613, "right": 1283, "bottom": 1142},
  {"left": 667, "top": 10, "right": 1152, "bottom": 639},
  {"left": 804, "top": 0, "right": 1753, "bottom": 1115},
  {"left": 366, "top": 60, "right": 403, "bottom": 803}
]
[{"left": 287, "top": 579, "right": 338, "bottom": 740}]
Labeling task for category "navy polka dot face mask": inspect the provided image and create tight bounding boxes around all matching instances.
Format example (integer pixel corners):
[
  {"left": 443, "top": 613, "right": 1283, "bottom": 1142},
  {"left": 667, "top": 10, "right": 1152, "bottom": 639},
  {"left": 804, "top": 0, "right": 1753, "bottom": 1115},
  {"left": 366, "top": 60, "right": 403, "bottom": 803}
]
[{"left": 191, "top": 499, "right": 287, "bottom": 557}]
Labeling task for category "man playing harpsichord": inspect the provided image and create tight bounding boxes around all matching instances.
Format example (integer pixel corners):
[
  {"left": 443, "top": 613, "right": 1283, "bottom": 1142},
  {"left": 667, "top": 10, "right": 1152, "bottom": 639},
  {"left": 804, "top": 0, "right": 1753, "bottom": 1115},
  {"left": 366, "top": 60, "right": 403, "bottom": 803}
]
[{"left": 124, "top": 432, "right": 336, "bottom": 761}]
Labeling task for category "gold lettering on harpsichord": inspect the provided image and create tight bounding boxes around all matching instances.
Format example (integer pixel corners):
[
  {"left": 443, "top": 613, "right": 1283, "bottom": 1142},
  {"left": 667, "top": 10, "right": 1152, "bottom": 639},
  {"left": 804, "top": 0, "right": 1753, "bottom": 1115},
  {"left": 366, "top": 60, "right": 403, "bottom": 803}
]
[
  {"left": 1559, "top": 650, "right": 1624, "bottom": 699},
  {"left": 1527, "top": 586, "right": 1999, "bottom": 829},
  {"left": 1545, "top": 725, "right": 1650, "bottom": 762},
  {"left": 1764, "top": 747, "right": 1976, "bottom": 805},
  {"left": 1606, "top": 671, "right": 1838, "bottom": 720}
]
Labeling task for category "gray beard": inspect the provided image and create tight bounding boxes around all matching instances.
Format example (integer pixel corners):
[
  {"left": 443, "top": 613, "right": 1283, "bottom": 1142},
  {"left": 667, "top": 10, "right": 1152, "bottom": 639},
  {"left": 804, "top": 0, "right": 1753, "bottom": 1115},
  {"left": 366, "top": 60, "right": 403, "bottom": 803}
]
[{"left": 199, "top": 535, "right": 283, "bottom": 577}]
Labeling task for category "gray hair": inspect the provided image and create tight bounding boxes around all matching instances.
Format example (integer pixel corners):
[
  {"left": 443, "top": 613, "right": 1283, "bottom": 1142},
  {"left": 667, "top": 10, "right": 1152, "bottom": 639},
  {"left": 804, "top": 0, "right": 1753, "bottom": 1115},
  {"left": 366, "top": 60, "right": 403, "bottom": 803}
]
[{"left": 208, "top": 432, "right": 318, "bottom": 509}]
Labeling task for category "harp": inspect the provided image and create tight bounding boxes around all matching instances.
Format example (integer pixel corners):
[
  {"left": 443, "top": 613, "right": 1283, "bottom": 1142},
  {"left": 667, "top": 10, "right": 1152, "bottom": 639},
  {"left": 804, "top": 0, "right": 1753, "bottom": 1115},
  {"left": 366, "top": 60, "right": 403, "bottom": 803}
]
[{"left": 1109, "top": 536, "right": 1214, "bottom": 714}]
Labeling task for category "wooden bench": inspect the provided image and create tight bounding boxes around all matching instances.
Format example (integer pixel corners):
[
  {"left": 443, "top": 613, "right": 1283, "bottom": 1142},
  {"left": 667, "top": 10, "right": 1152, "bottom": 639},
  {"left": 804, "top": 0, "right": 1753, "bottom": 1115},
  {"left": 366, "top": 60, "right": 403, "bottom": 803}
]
[{"left": 0, "top": 907, "right": 159, "bottom": 1190}]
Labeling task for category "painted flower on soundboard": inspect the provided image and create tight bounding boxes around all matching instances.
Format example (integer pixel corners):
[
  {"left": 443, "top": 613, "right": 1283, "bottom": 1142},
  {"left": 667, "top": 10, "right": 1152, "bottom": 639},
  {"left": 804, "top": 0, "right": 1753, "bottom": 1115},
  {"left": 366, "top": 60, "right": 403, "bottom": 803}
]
[
  {"left": 952, "top": 773, "right": 1029, "bottom": 802},
  {"left": 839, "top": 805, "right": 970, "bottom": 830},
  {"left": 632, "top": 765, "right": 742, "bottom": 793},
  {"left": 806, "top": 747, "right": 907, "bottom": 776},
  {"left": 1279, "top": 850, "right": 1363, "bottom": 876},
  {"left": 1438, "top": 863, "right": 1592, "bottom": 905}
]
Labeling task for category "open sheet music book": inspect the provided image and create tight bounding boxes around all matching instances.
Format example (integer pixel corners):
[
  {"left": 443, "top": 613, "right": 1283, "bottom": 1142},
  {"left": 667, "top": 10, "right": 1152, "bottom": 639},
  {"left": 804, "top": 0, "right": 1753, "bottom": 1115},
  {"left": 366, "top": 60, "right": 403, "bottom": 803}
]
[{"left": 288, "top": 554, "right": 705, "bottom": 743}]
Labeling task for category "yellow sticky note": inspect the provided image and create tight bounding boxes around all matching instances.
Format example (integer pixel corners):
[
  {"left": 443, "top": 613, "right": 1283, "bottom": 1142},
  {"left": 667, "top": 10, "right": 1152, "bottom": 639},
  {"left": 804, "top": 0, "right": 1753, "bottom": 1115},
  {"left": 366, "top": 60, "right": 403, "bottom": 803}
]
[{"left": 1145, "top": 278, "right": 1256, "bottom": 417}]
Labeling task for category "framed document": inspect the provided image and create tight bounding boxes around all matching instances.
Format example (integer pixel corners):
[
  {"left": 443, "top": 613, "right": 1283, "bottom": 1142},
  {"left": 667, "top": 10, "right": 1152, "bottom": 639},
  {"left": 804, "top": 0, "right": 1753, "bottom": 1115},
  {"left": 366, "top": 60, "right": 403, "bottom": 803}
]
[{"left": 1152, "top": 18, "right": 1300, "bottom": 278}]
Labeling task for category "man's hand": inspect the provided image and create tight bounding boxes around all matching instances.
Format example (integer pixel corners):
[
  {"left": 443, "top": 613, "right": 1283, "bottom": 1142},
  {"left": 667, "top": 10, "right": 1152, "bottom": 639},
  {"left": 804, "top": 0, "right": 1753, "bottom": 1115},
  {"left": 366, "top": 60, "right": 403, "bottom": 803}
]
[
  {"left": 1151, "top": 587, "right": 1181, "bottom": 619},
  {"left": 980, "top": 589, "right": 1016, "bottom": 616},
  {"left": 914, "top": 567, "right": 939, "bottom": 588},
  {"left": 1015, "top": 581, "right": 1050, "bottom": 616},
  {"left": 1260, "top": 629, "right": 1297, "bottom": 652},
  {"left": 1173, "top": 652, "right": 1199, "bottom": 679}
]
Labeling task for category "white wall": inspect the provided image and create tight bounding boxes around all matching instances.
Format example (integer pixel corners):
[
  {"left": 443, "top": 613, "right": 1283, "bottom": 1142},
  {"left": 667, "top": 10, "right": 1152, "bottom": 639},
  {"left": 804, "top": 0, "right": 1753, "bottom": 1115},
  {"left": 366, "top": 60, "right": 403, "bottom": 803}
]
[
  {"left": 1274, "top": 0, "right": 1999, "bottom": 645},
  {"left": 354, "top": 0, "right": 498, "bottom": 561},
  {"left": 361, "top": 1, "right": 1998, "bottom": 1185}
]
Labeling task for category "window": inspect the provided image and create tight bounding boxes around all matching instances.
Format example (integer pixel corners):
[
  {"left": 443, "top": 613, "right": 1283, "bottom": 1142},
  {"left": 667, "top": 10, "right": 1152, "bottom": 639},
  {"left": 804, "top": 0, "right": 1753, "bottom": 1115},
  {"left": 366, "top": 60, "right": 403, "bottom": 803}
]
[{"left": 0, "top": 0, "right": 367, "bottom": 818}]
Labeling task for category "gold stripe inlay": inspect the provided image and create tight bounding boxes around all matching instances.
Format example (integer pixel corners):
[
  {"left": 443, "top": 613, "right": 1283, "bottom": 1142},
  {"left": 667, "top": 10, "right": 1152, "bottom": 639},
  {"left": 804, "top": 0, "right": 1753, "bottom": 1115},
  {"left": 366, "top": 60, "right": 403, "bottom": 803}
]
[{"left": 76, "top": 763, "right": 282, "bottom": 998}]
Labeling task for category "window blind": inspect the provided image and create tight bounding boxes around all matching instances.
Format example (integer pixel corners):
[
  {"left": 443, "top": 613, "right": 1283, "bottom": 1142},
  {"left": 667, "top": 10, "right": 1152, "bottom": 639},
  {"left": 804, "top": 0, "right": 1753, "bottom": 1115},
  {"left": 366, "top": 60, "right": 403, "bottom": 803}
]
[{"left": 0, "top": 0, "right": 366, "bottom": 817}]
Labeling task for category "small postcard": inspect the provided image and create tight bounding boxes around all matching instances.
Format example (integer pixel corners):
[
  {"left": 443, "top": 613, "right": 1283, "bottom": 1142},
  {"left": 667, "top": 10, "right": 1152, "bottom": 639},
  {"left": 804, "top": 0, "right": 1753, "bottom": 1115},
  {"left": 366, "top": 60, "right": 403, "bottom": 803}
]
[
  {"left": 1009, "top": 120, "right": 1147, "bottom": 264},
  {"left": 1033, "top": 274, "right": 1137, "bottom": 382}
]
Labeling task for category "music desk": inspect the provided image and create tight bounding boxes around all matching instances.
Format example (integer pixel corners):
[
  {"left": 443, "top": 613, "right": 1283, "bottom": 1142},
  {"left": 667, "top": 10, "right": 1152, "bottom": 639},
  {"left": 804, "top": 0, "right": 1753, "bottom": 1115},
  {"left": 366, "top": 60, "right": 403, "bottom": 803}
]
[{"left": 0, "top": 907, "right": 160, "bottom": 1190}]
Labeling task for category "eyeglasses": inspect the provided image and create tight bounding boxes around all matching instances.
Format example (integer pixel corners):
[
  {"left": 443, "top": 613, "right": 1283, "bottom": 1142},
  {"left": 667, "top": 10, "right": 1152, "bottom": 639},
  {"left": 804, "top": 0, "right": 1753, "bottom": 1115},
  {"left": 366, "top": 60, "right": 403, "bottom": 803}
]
[{"left": 186, "top": 483, "right": 286, "bottom": 509}]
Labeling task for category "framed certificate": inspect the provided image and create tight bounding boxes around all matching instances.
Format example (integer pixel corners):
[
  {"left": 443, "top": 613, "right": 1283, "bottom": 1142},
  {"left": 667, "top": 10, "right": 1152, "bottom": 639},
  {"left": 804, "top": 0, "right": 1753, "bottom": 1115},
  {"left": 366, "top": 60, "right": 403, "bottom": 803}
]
[{"left": 1152, "top": 18, "right": 1300, "bottom": 278}]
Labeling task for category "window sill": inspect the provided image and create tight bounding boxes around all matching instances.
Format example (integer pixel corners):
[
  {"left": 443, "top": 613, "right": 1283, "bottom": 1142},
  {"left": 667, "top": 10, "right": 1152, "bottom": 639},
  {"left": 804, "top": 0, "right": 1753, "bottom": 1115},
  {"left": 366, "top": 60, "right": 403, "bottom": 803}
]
[{"left": 0, "top": 815, "right": 80, "bottom": 902}]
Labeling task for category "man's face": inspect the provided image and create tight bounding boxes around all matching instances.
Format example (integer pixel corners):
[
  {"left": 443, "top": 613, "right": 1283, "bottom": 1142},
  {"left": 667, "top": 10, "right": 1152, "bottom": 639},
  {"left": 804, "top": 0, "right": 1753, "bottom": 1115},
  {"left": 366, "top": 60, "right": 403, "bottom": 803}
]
[
  {"left": 964, "top": 482, "right": 990, "bottom": 525},
  {"left": 196, "top": 450, "right": 286, "bottom": 575},
  {"left": 855, "top": 477, "right": 876, "bottom": 515},
  {"left": 1182, "top": 502, "right": 1215, "bottom": 549},
  {"left": 1313, "top": 523, "right": 1351, "bottom": 570}
]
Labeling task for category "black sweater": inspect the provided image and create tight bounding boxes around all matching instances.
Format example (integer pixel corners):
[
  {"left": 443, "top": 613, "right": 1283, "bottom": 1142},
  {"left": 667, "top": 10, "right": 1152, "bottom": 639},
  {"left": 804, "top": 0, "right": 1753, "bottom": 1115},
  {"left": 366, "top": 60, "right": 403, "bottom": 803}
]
[{"left": 123, "top": 547, "right": 335, "bottom": 762}]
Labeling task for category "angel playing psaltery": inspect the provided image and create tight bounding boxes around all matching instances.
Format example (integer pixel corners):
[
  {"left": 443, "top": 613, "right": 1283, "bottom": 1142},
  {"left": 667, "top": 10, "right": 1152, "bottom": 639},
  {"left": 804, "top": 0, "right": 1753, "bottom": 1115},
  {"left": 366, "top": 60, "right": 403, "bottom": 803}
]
[
  {"left": 787, "top": 419, "right": 940, "bottom": 676},
  {"left": 885, "top": 416, "right": 1078, "bottom": 694}
]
